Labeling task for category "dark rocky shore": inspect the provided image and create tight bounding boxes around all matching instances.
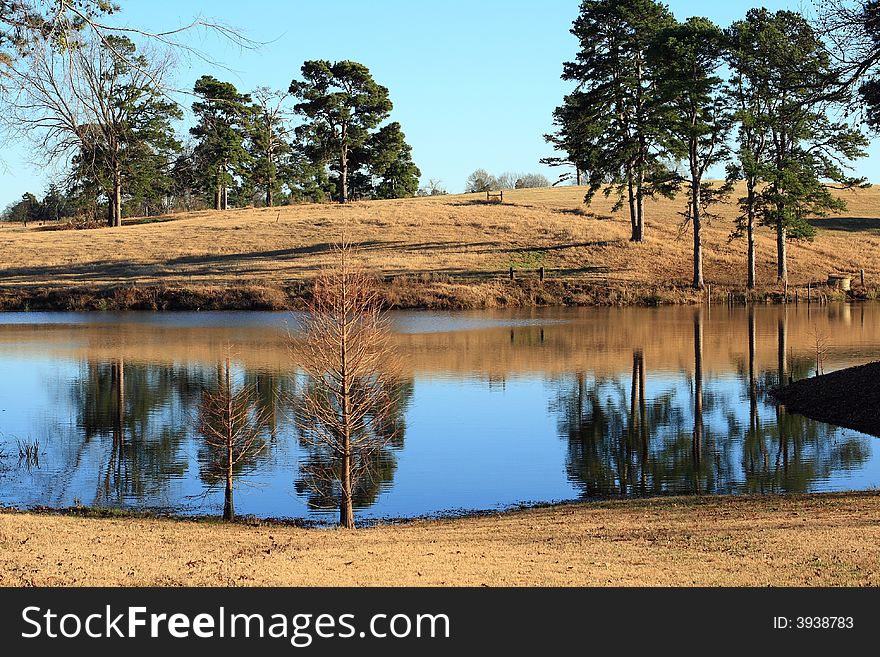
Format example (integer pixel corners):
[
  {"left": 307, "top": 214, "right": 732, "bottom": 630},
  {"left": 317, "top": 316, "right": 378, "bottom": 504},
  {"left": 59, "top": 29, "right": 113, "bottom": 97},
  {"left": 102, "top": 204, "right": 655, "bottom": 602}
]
[{"left": 774, "top": 361, "right": 880, "bottom": 437}]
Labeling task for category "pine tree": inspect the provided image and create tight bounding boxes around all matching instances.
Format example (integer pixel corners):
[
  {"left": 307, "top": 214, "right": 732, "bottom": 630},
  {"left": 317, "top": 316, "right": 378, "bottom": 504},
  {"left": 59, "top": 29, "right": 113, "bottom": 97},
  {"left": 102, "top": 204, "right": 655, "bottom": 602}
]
[
  {"left": 191, "top": 76, "right": 252, "bottom": 211},
  {"left": 289, "top": 60, "right": 392, "bottom": 203},
  {"left": 652, "top": 17, "right": 732, "bottom": 290},
  {"left": 555, "top": 0, "right": 678, "bottom": 241},
  {"left": 724, "top": 16, "right": 774, "bottom": 290},
  {"left": 732, "top": 10, "right": 869, "bottom": 284},
  {"left": 366, "top": 122, "right": 421, "bottom": 199}
]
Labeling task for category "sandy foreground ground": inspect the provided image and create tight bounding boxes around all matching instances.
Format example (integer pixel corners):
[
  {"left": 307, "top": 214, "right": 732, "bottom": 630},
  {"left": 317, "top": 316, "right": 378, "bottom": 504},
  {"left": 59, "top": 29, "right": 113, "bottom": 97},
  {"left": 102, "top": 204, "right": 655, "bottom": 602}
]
[{"left": 1, "top": 493, "right": 879, "bottom": 587}]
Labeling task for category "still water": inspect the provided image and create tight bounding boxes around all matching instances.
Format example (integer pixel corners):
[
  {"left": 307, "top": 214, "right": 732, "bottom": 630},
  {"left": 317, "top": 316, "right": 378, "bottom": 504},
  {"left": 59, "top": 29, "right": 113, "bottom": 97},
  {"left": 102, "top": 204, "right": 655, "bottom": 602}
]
[{"left": 0, "top": 305, "right": 878, "bottom": 522}]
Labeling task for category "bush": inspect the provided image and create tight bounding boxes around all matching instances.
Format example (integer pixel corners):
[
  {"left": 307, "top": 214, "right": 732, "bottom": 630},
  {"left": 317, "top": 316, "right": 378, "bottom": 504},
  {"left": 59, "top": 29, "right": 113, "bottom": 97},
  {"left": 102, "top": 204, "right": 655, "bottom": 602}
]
[{"left": 515, "top": 173, "right": 550, "bottom": 189}]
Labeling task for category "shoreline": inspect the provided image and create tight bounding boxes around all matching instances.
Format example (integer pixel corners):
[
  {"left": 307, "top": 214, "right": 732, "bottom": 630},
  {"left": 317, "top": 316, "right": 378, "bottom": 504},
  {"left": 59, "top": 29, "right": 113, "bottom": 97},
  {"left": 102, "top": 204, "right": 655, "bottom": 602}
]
[
  {"left": 0, "top": 279, "right": 868, "bottom": 312},
  {"left": 774, "top": 361, "right": 880, "bottom": 437},
  {"left": 2, "top": 491, "right": 880, "bottom": 586}
]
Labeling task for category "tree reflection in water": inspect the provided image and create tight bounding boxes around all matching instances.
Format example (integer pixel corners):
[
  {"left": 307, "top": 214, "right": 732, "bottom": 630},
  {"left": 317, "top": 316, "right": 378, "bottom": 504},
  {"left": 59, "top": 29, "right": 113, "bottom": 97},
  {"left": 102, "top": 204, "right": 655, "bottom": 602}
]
[
  {"left": 551, "top": 307, "right": 869, "bottom": 499},
  {"left": 293, "top": 379, "right": 414, "bottom": 514},
  {"left": 71, "top": 358, "right": 198, "bottom": 506},
  {"left": 66, "top": 357, "right": 294, "bottom": 511}
]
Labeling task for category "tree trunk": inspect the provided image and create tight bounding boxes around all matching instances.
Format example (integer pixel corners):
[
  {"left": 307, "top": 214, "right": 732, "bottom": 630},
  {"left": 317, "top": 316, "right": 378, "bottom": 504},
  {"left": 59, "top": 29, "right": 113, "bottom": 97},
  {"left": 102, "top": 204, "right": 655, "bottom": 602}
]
[
  {"left": 692, "top": 175, "right": 704, "bottom": 290},
  {"left": 340, "top": 388, "right": 354, "bottom": 528},
  {"left": 776, "top": 220, "right": 787, "bottom": 284},
  {"left": 339, "top": 303, "right": 354, "bottom": 529},
  {"left": 746, "top": 181, "right": 756, "bottom": 290},
  {"left": 635, "top": 169, "right": 645, "bottom": 242},
  {"left": 626, "top": 166, "right": 638, "bottom": 242},
  {"left": 224, "top": 468, "right": 234, "bottom": 521},
  {"left": 340, "top": 149, "right": 349, "bottom": 204},
  {"left": 266, "top": 185, "right": 273, "bottom": 208},
  {"left": 113, "top": 180, "right": 122, "bottom": 228},
  {"left": 340, "top": 441, "right": 354, "bottom": 529}
]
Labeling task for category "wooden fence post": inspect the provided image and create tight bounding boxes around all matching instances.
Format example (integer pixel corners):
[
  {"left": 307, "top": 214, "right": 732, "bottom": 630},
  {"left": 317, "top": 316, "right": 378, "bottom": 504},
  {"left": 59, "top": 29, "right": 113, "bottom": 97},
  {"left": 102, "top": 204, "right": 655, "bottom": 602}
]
[
  {"left": 861, "top": 269, "right": 865, "bottom": 288},
  {"left": 539, "top": 266, "right": 545, "bottom": 282},
  {"left": 509, "top": 266, "right": 514, "bottom": 281}
]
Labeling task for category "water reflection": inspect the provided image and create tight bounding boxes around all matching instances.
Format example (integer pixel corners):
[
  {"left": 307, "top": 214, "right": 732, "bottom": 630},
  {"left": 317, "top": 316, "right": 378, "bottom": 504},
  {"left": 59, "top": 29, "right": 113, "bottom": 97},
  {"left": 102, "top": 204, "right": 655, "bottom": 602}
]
[
  {"left": 551, "top": 307, "right": 870, "bottom": 501},
  {"left": 0, "top": 305, "right": 877, "bottom": 520},
  {"left": 71, "top": 358, "right": 195, "bottom": 506},
  {"left": 293, "top": 379, "right": 414, "bottom": 512}
]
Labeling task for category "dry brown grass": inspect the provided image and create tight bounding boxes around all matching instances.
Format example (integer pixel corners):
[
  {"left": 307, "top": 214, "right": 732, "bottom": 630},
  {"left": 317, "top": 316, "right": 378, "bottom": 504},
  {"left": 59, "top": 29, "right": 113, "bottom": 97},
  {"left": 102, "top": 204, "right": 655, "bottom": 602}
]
[
  {"left": 2, "top": 493, "right": 879, "bottom": 586},
  {"left": 1, "top": 184, "right": 879, "bottom": 308}
]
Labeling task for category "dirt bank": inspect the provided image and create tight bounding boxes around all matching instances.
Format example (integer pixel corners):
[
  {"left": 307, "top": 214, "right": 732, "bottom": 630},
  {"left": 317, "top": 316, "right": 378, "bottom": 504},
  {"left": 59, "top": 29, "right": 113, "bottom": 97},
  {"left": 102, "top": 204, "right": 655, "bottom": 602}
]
[
  {"left": 2, "top": 492, "right": 879, "bottom": 586},
  {"left": 0, "top": 279, "right": 861, "bottom": 312},
  {"left": 774, "top": 361, "right": 880, "bottom": 437}
]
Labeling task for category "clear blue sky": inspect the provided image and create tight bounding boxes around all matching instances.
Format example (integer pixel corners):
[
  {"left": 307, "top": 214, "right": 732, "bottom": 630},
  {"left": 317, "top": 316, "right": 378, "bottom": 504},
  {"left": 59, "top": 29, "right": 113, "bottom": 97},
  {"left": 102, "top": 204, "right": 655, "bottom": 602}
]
[{"left": 2, "top": 0, "right": 875, "bottom": 207}]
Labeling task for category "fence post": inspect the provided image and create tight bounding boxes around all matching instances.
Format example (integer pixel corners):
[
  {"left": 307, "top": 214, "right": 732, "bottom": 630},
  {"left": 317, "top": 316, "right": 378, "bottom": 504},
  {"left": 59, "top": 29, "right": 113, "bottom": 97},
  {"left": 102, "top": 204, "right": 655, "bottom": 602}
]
[
  {"left": 807, "top": 282, "right": 812, "bottom": 304},
  {"left": 861, "top": 268, "right": 865, "bottom": 288},
  {"left": 509, "top": 266, "right": 514, "bottom": 281},
  {"left": 539, "top": 266, "right": 545, "bottom": 282}
]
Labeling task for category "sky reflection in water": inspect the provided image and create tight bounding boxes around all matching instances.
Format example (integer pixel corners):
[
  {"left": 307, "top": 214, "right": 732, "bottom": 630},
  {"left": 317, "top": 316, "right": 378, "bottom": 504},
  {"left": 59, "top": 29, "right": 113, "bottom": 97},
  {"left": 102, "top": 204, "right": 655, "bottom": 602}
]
[{"left": 0, "top": 305, "right": 878, "bottom": 521}]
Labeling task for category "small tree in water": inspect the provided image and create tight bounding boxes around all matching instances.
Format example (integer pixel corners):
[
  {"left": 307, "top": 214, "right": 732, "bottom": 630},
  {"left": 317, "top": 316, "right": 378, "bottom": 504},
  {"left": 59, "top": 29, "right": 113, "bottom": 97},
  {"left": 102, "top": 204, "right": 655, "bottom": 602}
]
[
  {"left": 196, "top": 355, "right": 270, "bottom": 521},
  {"left": 294, "top": 244, "right": 400, "bottom": 529}
]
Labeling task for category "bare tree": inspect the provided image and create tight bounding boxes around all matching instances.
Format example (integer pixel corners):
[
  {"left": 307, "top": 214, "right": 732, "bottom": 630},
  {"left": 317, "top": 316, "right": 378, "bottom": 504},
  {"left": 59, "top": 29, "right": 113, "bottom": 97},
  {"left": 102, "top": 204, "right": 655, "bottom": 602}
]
[
  {"left": 293, "top": 244, "right": 400, "bottom": 529},
  {"left": 464, "top": 168, "right": 496, "bottom": 193},
  {"left": 0, "top": 2, "right": 253, "bottom": 77},
  {"left": 250, "top": 86, "right": 293, "bottom": 208},
  {"left": 812, "top": 325, "right": 829, "bottom": 376},
  {"left": 196, "top": 355, "right": 270, "bottom": 521},
  {"left": 4, "top": 30, "right": 176, "bottom": 226}
]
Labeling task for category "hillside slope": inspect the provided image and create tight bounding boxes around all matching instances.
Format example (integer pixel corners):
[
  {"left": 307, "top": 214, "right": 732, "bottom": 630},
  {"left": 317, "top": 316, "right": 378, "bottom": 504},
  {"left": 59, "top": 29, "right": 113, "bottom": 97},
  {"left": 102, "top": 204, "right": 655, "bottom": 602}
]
[{"left": 1, "top": 184, "right": 878, "bottom": 308}]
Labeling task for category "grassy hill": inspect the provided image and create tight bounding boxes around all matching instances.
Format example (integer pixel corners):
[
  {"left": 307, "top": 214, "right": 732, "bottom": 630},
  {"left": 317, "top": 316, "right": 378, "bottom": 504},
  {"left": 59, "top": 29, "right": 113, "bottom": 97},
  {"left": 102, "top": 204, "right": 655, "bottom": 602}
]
[{"left": 1, "top": 183, "right": 879, "bottom": 309}]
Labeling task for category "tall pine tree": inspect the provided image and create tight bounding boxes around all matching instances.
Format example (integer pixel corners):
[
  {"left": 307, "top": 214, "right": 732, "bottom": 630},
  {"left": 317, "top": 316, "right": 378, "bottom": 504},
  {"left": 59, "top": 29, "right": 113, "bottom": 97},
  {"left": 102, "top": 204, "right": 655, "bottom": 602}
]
[
  {"left": 652, "top": 17, "right": 731, "bottom": 290},
  {"left": 191, "top": 76, "right": 252, "bottom": 211},
  {"left": 366, "top": 122, "right": 421, "bottom": 199},
  {"left": 731, "top": 10, "right": 868, "bottom": 284},
  {"left": 289, "top": 60, "right": 392, "bottom": 204},
  {"left": 554, "top": 0, "right": 677, "bottom": 241}
]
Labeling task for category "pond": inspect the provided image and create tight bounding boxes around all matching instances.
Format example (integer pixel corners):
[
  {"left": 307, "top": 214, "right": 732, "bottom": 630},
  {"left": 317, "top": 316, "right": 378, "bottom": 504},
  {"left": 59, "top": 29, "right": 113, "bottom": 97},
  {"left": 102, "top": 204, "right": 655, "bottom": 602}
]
[{"left": 0, "top": 304, "right": 878, "bottom": 522}]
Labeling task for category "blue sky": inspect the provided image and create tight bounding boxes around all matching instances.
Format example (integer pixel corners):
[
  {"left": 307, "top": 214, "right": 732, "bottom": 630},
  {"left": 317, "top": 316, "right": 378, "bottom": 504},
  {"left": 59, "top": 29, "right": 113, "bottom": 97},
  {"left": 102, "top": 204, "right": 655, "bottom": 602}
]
[{"left": 3, "top": 0, "right": 874, "bottom": 207}]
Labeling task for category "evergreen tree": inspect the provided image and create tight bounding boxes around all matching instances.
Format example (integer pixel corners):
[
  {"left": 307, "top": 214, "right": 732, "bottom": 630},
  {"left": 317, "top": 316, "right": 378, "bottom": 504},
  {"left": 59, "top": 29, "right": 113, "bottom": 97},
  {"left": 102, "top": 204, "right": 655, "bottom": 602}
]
[
  {"left": 556, "top": 0, "right": 678, "bottom": 241},
  {"left": 724, "top": 15, "right": 774, "bottom": 290},
  {"left": 191, "top": 76, "right": 252, "bottom": 211},
  {"left": 2, "top": 192, "right": 39, "bottom": 223},
  {"left": 366, "top": 122, "right": 421, "bottom": 199},
  {"left": 652, "top": 17, "right": 732, "bottom": 290},
  {"left": 733, "top": 10, "right": 868, "bottom": 284},
  {"left": 40, "top": 184, "right": 71, "bottom": 221},
  {"left": 286, "top": 130, "right": 334, "bottom": 203},
  {"left": 289, "top": 60, "right": 392, "bottom": 203}
]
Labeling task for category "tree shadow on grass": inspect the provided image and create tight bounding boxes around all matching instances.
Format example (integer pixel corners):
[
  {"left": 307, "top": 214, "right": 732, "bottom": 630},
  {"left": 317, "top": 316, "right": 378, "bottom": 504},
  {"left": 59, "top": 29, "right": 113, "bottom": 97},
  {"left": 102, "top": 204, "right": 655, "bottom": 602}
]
[{"left": 808, "top": 217, "right": 880, "bottom": 232}]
